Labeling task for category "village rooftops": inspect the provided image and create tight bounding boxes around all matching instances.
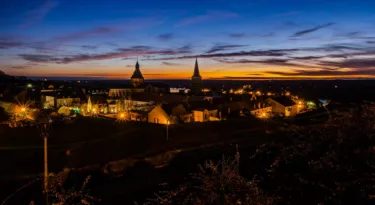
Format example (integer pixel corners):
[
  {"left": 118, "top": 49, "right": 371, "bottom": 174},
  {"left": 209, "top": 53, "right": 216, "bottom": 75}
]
[
  {"left": 186, "top": 101, "right": 217, "bottom": 111},
  {"left": 130, "top": 93, "right": 204, "bottom": 104},
  {"left": 270, "top": 96, "right": 296, "bottom": 107},
  {"left": 130, "top": 93, "right": 185, "bottom": 104}
]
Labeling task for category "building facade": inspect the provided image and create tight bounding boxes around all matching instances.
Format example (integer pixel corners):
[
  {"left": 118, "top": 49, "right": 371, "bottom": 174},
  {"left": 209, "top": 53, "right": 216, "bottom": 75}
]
[
  {"left": 268, "top": 97, "right": 298, "bottom": 117},
  {"left": 108, "top": 61, "right": 145, "bottom": 98}
]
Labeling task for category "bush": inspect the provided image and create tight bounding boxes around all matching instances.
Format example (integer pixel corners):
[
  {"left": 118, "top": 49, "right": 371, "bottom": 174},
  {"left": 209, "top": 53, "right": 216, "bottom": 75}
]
[
  {"left": 145, "top": 147, "right": 276, "bottom": 205},
  {"left": 251, "top": 103, "right": 375, "bottom": 204}
]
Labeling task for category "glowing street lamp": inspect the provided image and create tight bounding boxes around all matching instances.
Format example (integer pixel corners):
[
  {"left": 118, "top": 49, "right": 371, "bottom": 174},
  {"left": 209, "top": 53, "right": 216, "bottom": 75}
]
[
  {"left": 116, "top": 112, "right": 127, "bottom": 123},
  {"left": 258, "top": 112, "right": 268, "bottom": 120}
]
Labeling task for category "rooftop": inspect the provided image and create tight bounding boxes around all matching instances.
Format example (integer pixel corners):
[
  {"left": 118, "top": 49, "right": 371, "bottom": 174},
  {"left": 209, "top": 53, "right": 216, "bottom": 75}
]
[{"left": 270, "top": 96, "right": 296, "bottom": 107}]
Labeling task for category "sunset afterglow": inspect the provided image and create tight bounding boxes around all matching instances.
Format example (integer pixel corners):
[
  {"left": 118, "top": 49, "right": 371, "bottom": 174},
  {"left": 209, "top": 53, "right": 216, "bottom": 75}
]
[{"left": 1, "top": 0, "right": 375, "bottom": 80}]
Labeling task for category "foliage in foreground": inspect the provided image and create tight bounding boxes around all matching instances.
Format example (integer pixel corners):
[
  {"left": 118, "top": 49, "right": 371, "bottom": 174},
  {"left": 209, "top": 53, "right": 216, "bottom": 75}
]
[
  {"left": 251, "top": 103, "right": 375, "bottom": 204},
  {"left": 146, "top": 103, "right": 375, "bottom": 205},
  {"left": 144, "top": 147, "right": 276, "bottom": 205}
]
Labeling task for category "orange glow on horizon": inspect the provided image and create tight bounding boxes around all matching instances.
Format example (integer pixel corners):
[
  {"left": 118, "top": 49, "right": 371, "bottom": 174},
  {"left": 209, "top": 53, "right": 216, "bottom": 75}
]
[{"left": 5, "top": 63, "right": 375, "bottom": 80}]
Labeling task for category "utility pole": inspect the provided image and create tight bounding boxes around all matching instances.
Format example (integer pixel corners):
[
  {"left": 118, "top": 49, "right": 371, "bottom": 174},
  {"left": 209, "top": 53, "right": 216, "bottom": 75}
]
[
  {"left": 36, "top": 113, "right": 52, "bottom": 204},
  {"left": 166, "top": 120, "right": 170, "bottom": 141},
  {"left": 43, "top": 129, "right": 48, "bottom": 193}
]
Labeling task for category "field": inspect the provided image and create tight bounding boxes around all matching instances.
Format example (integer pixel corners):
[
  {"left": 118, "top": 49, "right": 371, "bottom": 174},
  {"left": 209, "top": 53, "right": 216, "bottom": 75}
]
[{"left": 0, "top": 116, "right": 269, "bottom": 179}]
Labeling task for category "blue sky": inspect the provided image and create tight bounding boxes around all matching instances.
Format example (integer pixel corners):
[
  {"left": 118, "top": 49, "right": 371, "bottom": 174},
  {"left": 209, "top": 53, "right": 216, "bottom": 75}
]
[{"left": 1, "top": 0, "right": 375, "bottom": 79}]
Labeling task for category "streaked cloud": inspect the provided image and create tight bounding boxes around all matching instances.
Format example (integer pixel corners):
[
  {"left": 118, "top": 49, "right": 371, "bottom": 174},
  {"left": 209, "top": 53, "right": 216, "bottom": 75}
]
[
  {"left": 291, "top": 23, "right": 335, "bottom": 37},
  {"left": 265, "top": 69, "right": 375, "bottom": 76},
  {"left": 19, "top": 45, "right": 192, "bottom": 64},
  {"left": 19, "top": 54, "right": 60, "bottom": 63},
  {"left": 153, "top": 49, "right": 298, "bottom": 60},
  {"left": 206, "top": 44, "right": 248, "bottom": 53},
  {"left": 19, "top": 0, "right": 59, "bottom": 28},
  {"left": 10, "top": 65, "right": 31, "bottom": 69},
  {"left": 318, "top": 58, "right": 375, "bottom": 69},
  {"left": 161, "top": 62, "right": 181, "bottom": 66},
  {"left": 216, "top": 58, "right": 322, "bottom": 69},
  {"left": 0, "top": 40, "right": 24, "bottom": 49}
]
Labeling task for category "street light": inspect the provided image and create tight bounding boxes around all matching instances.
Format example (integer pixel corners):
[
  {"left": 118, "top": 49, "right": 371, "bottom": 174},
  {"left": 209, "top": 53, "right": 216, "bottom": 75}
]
[
  {"left": 35, "top": 112, "right": 52, "bottom": 196},
  {"left": 166, "top": 120, "right": 170, "bottom": 141}
]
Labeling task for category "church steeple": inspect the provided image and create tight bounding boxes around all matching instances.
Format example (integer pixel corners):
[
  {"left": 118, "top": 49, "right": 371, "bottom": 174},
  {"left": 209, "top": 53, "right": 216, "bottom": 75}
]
[
  {"left": 193, "top": 58, "right": 201, "bottom": 77},
  {"left": 191, "top": 58, "right": 202, "bottom": 95},
  {"left": 130, "top": 60, "right": 144, "bottom": 87}
]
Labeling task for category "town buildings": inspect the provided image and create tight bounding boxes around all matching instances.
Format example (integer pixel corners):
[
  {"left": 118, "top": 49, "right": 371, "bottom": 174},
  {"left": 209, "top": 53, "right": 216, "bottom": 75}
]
[{"left": 1, "top": 61, "right": 327, "bottom": 125}]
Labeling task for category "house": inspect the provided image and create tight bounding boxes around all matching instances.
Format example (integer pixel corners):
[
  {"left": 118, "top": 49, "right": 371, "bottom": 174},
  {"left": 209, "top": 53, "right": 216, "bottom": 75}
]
[
  {"left": 147, "top": 102, "right": 192, "bottom": 124},
  {"left": 41, "top": 89, "right": 83, "bottom": 108},
  {"left": 249, "top": 102, "right": 272, "bottom": 118},
  {"left": 268, "top": 96, "right": 298, "bottom": 117},
  {"left": 148, "top": 105, "right": 173, "bottom": 124},
  {"left": 187, "top": 101, "right": 219, "bottom": 122},
  {"left": 216, "top": 94, "right": 272, "bottom": 118}
]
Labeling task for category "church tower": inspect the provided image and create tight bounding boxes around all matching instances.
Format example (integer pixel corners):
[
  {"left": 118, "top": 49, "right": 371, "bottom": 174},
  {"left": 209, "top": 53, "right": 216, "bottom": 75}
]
[
  {"left": 191, "top": 58, "right": 202, "bottom": 94},
  {"left": 130, "top": 60, "right": 144, "bottom": 87}
]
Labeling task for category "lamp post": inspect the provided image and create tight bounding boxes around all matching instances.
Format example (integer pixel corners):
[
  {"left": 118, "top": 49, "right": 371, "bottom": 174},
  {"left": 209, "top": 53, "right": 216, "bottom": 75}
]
[
  {"left": 166, "top": 120, "right": 170, "bottom": 141},
  {"left": 35, "top": 112, "right": 52, "bottom": 196}
]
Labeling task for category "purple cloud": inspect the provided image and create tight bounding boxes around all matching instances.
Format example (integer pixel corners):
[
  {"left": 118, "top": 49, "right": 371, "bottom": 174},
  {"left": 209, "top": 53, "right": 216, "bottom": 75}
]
[
  {"left": 18, "top": 45, "right": 192, "bottom": 64},
  {"left": 54, "top": 26, "right": 121, "bottom": 42},
  {"left": 19, "top": 0, "right": 59, "bottom": 28},
  {"left": 0, "top": 41, "right": 24, "bottom": 49}
]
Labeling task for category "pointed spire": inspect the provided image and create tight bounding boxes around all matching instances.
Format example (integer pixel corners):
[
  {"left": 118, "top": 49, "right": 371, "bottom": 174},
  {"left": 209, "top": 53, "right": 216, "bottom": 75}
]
[
  {"left": 135, "top": 58, "right": 140, "bottom": 70},
  {"left": 193, "top": 58, "right": 201, "bottom": 77},
  {"left": 132, "top": 60, "right": 143, "bottom": 79}
]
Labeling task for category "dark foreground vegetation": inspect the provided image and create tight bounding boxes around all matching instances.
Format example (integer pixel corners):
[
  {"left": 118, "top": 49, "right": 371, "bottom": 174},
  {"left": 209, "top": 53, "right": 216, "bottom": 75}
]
[
  {"left": 137, "top": 103, "right": 375, "bottom": 205},
  {"left": 3, "top": 103, "right": 375, "bottom": 205}
]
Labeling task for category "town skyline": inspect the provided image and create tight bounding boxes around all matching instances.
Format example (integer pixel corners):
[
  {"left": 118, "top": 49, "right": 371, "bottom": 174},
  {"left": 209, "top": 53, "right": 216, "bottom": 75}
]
[{"left": 1, "top": 0, "right": 375, "bottom": 79}]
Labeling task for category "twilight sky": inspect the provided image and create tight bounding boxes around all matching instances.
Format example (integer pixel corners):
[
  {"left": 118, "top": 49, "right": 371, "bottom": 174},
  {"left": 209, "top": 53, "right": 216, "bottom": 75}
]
[{"left": 1, "top": 0, "right": 375, "bottom": 80}]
